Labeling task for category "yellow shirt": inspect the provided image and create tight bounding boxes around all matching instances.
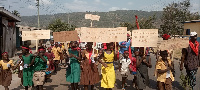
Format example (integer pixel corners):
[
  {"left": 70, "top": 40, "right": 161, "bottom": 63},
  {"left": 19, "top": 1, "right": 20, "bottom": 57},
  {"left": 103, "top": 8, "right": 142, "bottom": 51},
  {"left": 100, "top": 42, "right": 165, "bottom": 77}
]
[
  {"left": 155, "top": 59, "right": 174, "bottom": 83},
  {"left": 0, "top": 60, "right": 14, "bottom": 70},
  {"left": 52, "top": 47, "right": 62, "bottom": 60}
]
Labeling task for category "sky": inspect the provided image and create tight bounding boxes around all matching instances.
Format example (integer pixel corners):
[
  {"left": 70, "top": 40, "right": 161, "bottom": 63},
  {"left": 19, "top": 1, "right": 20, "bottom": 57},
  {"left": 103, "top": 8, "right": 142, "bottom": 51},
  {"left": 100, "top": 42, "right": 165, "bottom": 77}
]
[{"left": 0, "top": 0, "right": 199, "bottom": 16}]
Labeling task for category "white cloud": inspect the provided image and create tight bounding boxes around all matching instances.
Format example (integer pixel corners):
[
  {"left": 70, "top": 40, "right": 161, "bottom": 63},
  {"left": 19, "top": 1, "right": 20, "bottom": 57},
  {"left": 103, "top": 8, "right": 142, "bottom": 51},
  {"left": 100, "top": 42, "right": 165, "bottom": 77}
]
[
  {"left": 28, "top": 5, "right": 37, "bottom": 10},
  {"left": 95, "top": 0, "right": 101, "bottom": 3},
  {"left": 109, "top": 7, "right": 129, "bottom": 11},
  {"left": 128, "top": 2, "right": 133, "bottom": 5},
  {"left": 41, "top": 0, "right": 54, "bottom": 5},
  {"left": 64, "top": 0, "right": 98, "bottom": 12}
]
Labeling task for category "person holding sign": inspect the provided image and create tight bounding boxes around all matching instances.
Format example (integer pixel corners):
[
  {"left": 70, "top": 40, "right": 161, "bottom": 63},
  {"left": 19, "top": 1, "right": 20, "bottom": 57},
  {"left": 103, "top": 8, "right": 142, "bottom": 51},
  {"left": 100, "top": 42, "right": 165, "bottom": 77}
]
[
  {"left": 21, "top": 46, "right": 34, "bottom": 90},
  {"left": 118, "top": 34, "right": 131, "bottom": 61},
  {"left": 180, "top": 32, "right": 200, "bottom": 89},
  {"left": 0, "top": 52, "right": 20, "bottom": 90},
  {"left": 136, "top": 47, "right": 152, "bottom": 90},
  {"left": 155, "top": 50, "right": 174, "bottom": 90},
  {"left": 80, "top": 42, "right": 101, "bottom": 90},
  {"left": 98, "top": 43, "right": 117, "bottom": 90},
  {"left": 51, "top": 42, "right": 62, "bottom": 74},
  {"left": 66, "top": 41, "right": 81, "bottom": 90},
  {"left": 30, "top": 47, "right": 48, "bottom": 90}
]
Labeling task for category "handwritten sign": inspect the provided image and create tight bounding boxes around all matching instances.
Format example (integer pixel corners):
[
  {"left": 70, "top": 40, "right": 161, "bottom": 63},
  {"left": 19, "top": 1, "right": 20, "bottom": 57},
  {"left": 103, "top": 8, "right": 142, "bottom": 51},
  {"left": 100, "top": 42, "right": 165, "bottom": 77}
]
[
  {"left": 159, "top": 38, "right": 189, "bottom": 50},
  {"left": 85, "top": 14, "right": 100, "bottom": 21},
  {"left": 132, "top": 29, "right": 158, "bottom": 47},
  {"left": 53, "top": 31, "right": 79, "bottom": 42},
  {"left": 80, "top": 27, "right": 127, "bottom": 43},
  {"left": 22, "top": 30, "right": 50, "bottom": 41}
]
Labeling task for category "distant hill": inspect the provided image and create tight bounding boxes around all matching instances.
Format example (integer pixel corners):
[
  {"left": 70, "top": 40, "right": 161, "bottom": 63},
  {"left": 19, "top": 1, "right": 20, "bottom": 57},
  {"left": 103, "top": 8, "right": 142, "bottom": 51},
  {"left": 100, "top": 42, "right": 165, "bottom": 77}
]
[{"left": 18, "top": 10, "right": 163, "bottom": 29}]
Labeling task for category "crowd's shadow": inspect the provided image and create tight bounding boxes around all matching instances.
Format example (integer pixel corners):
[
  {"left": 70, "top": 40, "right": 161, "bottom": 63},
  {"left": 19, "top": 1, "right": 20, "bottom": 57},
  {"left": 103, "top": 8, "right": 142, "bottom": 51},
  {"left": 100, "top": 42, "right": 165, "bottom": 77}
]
[
  {"left": 43, "top": 85, "right": 58, "bottom": 90},
  {"left": 12, "top": 85, "right": 25, "bottom": 90},
  {"left": 148, "top": 79, "right": 157, "bottom": 89}
]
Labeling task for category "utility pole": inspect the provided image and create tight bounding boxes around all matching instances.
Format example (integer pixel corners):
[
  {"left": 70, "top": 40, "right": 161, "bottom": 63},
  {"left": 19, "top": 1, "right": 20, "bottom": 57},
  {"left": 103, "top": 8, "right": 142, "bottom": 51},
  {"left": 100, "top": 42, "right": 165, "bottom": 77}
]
[{"left": 36, "top": 0, "right": 40, "bottom": 29}]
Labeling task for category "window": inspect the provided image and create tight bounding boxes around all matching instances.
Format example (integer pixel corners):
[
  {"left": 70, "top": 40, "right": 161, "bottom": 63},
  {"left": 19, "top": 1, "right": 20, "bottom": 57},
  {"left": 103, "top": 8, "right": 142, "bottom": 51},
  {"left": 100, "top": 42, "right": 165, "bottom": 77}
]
[{"left": 186, "top": 29, "right": 190, "bottom": 35}]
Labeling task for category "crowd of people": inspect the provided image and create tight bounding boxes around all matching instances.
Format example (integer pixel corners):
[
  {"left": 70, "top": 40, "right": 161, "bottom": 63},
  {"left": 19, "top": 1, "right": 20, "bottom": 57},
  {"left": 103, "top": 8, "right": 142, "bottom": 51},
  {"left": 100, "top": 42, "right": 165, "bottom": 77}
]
[{"left": 0, "top": 32, "right": 199, "bottom": 90}]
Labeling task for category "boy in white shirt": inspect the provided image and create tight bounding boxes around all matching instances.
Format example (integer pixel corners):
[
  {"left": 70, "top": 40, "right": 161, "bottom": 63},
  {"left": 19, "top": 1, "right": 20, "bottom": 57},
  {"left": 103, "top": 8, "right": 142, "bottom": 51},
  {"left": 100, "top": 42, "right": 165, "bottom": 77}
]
[{"left": 119, "top": 50, "right": 131, "bottom": 90}]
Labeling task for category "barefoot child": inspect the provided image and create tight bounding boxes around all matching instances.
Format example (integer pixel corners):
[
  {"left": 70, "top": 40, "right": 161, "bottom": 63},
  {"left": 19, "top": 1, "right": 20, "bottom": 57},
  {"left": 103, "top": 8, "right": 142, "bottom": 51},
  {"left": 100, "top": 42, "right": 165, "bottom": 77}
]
[
  {"left": 156, "top": 50, "right": 174, "bottom": 90},
  {"left": 119, "top": 50, "right": 131, "bottom": 90},
  {"left": 66, "top": 41, "right": 81, "bottom": 90},
  {"left": 130, "top": 50, "right": 138, "bottom": 88},
  {"left": 31, "top": 47, "right": 48, "bottom": 90},
  {"left": 0, "top": 52, "right": 20, "bottom": 90},
  {"left": 18, "top": 54, "right": 24, "bottom": 86}
]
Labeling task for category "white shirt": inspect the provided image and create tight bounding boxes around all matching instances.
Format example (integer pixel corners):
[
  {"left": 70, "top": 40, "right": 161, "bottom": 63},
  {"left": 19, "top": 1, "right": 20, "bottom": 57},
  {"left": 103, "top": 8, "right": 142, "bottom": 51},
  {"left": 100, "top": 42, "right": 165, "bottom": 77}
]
[
  {"left": 166, "top": 70, "right": 170, "bottom": 78},
  {"left": 120, "top": 58, "right": 131, "bottom": 74}
]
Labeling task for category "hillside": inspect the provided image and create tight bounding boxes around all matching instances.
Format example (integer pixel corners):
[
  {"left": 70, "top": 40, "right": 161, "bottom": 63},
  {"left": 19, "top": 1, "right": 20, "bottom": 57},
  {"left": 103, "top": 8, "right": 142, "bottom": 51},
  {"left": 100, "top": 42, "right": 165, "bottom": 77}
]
[{"left": 18, "top": 10, "right": 163, "bottom": 29}]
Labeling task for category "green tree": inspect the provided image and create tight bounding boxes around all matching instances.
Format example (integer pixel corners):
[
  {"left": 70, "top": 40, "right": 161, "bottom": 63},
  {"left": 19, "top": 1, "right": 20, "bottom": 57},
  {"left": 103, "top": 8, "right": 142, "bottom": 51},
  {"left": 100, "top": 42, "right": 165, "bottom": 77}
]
[
  {"left": 160, "top": 0, "right": 200, "bottom": 35},
  {"left": 120, "top": 22, "right": 134, "bottom": 31},
  {"left": 136, "top": 15, "right": 156, "bottom": 29},
  {"left": 12, "top": 10, "right": 20, "bottom": 17},
  {"left": 48, "top": 19, "right": 76, "bottom": 32}
]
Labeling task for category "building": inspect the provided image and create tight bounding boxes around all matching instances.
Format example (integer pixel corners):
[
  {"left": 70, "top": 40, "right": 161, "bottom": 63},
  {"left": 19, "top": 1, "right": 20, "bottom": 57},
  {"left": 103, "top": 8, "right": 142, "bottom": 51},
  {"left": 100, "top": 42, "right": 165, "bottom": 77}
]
[
  {"left": 183, "top": 20, "right": 200, "bottom": 42},
  {"left": 0, "top": 7, "right": 21, "bottom": 58},
  {"left": 183, "top": 20, "right": 200, "bottom": 36}
]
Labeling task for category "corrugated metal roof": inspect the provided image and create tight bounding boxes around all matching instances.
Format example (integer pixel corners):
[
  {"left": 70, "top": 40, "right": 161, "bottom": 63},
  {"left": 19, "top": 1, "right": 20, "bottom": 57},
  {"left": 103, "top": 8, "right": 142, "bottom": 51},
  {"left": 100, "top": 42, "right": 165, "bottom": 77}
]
[
  {"left": 0, "top": 7, "right": 21, "bottom": 22},
  {"left": 182, "top": 20, "right": 200, "bottom": 23}
]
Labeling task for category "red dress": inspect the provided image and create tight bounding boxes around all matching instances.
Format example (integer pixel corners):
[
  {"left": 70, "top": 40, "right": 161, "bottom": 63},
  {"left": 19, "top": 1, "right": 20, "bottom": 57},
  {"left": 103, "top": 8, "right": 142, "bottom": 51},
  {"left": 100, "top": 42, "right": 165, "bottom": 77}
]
[
  {"left": 129, "top": 57, "right": 137, "bottom": 72},
  {"left": 45, "top": 52, "right": 55, "bottom": 71}
]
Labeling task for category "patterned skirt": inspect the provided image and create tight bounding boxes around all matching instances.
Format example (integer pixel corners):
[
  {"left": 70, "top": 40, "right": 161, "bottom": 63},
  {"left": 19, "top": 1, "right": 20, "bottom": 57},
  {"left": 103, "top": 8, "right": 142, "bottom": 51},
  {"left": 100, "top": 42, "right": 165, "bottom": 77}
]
[{"left": 0, "top": 69, "right": 12, "bottom": 86}]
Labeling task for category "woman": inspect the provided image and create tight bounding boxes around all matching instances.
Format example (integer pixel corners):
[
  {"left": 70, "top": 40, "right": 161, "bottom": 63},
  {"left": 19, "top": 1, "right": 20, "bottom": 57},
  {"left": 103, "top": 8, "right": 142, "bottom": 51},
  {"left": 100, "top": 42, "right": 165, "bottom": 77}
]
[
  {"left": 80, "top": 42, "right": 107, "bottom": 90},
  {"left": 0, "top": 52, "right": 19, "bottom": 90},
  {"left": 66, "top": 41, "right": 81, "bottom": 90},
  {"left": 99, "top": 42, "right": 117, "bottom": 90},
  {"left": 21, "top": 46, "right": 34, "bottom": 90},
  {"left": 136, "top": 47, "right": 152, "bottom": 90}
]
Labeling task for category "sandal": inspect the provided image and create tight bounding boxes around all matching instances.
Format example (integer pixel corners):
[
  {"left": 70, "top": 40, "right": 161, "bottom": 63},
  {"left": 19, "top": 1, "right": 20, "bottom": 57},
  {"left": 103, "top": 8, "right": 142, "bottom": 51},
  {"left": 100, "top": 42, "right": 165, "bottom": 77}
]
[{"left": 122, "top": 88, "right": 125, "bottom": 90}]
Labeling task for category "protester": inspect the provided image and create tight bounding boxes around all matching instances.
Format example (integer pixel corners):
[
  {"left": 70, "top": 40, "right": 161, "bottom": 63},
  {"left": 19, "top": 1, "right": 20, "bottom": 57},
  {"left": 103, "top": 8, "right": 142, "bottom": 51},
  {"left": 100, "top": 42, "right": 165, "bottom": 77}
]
[
  {"left": 180, "top": 32, "right": 200, "bottom": 89},
  {"left": 99, "top": 42, "right": 117, "bottom": 90},
  {"left": 18, "top": 54, "right": 24, "bottom": 86},
  {"left": 51, "top": 42, "right": 62, "bottom": 73},
  {"left": 80, "top": 42, "right": 100, "bottom": 90},
  {"left": 0, "top": 52, "right": 20, "bottom": 90},
  {"left": 44, "top": 47, "right": 55, "bottom": 71},
  {"left": 119, "top": 50, "right": 131, "bottom": 90},
  {"left": 156, "top": 50, "right": 174, "bottom": 90},
  {"left": 30, "top": 47, "right": 48, "bottom": 90},
  {"left": 118, "top": 34, "right": 131, "bottom": 61},
  {"left": 66, "top": 41, "right": 81, "bottom": 90},
  {"left": 130, "top": 50, "right": 138, "bottom": 88},
  {"left": 136, "top": 47, "right": 152, "bottom": 90},
  {"left": 21, "top": 46, "right": 34, "bottom": 90}
]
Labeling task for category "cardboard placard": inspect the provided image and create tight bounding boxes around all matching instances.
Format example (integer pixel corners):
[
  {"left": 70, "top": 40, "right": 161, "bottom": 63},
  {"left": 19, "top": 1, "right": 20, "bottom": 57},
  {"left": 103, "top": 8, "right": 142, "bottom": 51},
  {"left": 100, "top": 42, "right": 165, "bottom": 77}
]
[
  {"left": 80, "top": 27, "right": 127, "bottom": 43},
  {"left": 22, "top": 30, "right": 50, "bottom": 41},
  {"left": 132, "top": 29, "right": 158, "bottom": 47},
  {"left": 53, "top": 31, "right": 79, "bottom": 42},
  {"left": 85, "top": 14, "right": 100, "bottom": 21},
  {"left": 159, "top": 38, "right": 189, "bottom": 50}
]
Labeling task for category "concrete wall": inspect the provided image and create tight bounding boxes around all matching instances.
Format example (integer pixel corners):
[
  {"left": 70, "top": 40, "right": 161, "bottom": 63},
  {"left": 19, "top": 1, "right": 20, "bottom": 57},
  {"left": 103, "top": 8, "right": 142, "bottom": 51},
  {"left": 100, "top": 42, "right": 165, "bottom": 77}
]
[
  {"left": 3, "top": 26, "right": 17, "bottom": 57},
  {"left": 183, "top": 22, "right": 200, "bottom": 37}
]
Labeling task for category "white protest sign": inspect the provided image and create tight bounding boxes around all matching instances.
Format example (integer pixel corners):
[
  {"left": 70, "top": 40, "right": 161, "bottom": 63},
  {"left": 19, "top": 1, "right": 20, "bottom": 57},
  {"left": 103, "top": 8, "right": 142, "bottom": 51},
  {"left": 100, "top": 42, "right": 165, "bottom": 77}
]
[
  {"left": 132, "top": 29, "right": 158, "bottom": 47},
  {"left": 80, "top": 27, "right": 127, "bottom": 43}
]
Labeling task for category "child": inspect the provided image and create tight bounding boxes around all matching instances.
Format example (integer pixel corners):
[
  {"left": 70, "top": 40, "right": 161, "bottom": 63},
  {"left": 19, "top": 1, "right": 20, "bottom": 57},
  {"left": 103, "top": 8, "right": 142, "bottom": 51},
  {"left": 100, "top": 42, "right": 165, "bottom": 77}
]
[
  {"left": 136, "top": 47, "right": 152, "bottom": 90},
  {"left": 31, "top": 47, "right": 48, "bottom": 90},
  {"left": 44, "top": 47, "right": 55, "bottom": 71},
  {"left": 18, "top": 54, "right": 24, "bottom": 86},
  {"left": 66, "top": 41, "right": 81, "bottom": 90},
  {"left": 156, "top": 50, "right": 174, "bottom": 90},
  {"left": 21, "top": 46, "right": 34, "bottom": 90},
  {"left": 119, "top": 50, "right": 131, "bottom": 90},
  {"left": 0, "top": 52, "right": 20, "bottom": 90},
  {"left": 129, "top": 50, "right": 138, "bottom": 88}
]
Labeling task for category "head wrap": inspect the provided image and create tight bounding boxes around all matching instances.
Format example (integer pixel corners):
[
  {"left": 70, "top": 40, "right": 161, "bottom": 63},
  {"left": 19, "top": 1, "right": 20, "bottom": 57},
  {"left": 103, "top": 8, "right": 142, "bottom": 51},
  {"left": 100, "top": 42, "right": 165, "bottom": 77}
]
[{"left": 22, "top": 46, "right": 32, "bottom": 54}]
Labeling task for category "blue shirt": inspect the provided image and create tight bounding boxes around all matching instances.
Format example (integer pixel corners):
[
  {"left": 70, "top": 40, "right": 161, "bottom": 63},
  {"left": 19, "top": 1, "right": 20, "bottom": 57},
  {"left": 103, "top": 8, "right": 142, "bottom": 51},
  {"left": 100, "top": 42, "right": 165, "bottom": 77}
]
[{"left": 119, "top": 39, "right": 131, "bottom": 54}]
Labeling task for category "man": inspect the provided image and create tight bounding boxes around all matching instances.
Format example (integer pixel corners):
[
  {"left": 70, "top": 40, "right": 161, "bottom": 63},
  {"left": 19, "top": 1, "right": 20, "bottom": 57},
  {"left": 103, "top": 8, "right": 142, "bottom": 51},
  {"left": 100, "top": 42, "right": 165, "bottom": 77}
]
[
  {"left": 180, "top": 31, "right": 199, "bottom": 89},
  {"left": 118, "top": 34, "right": 131, "bottom": 60},
  {"left": 51, "top": 42, "right": 62, "bottom": 73}
]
